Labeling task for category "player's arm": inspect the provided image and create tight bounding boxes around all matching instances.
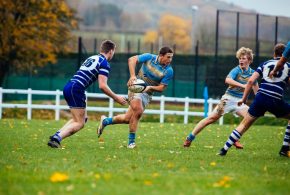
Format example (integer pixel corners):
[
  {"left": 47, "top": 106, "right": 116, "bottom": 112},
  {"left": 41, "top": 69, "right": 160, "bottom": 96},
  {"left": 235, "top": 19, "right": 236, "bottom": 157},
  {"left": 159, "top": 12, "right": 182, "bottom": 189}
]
[
  {"left": 144, "top": 84, "right": 167, "bottom": 93},
  {"left": 251, "top": 82, "right": 259, "bottom": 95},
  {"left": 269, "top": 56, "right": 288, "bottom": 78},
  {"left": 127, "top": 56, "right": 138, "bottom": 86},
  {"left": 98, "top": 75, "right": 127, "bottom": 105},
  {"left": 240, "top": 72, "right": 260, "bottom": 104},
  {"left": 225, "top": 77, "right": 245, "bottom": 88}
]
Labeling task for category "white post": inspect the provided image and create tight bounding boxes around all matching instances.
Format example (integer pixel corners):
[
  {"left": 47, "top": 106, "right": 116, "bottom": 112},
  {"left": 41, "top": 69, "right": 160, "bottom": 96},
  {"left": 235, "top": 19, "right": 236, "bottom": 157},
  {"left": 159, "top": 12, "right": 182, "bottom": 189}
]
[
  {"left": 55, "top": 89, "right": 60, "bottom": 120},
  {"left": 184, "top": 97, "right": 189, "bottom": 124},
  {"left": 27, "top": 88, "right": 32, "bottom": 120},
  {"left": 208, "top": 98, "right": 213, "bottom": 114},
  {"left": 109, "top": 98, "right": 114, "bottom": 118},
  {"left": 160, "top": 95, "right": 165, "bottom": 123},
  {"left": 0, "top": 87, "right": 2, "bottom": 119},
  {"left": 219, "top": 116, "right": 224, "bottom": 125}
]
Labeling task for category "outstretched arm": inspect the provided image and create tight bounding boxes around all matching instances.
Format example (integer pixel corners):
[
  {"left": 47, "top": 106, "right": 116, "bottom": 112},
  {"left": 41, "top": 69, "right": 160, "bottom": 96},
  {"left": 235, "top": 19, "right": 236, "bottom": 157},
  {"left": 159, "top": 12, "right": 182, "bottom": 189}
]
[
  {"left": 225, "top": 77, "right": 246, "bottom": 88},
  {"left": 98, "top": 75, "right": 127, "bottom": 105}
]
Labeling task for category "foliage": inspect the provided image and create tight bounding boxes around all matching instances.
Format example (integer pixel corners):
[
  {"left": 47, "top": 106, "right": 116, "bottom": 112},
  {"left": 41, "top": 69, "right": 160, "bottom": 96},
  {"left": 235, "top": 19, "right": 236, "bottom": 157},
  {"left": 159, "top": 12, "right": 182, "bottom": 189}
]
[
  {"left": 0, "top": 0, "right": 78, "bottom": 85},
  {"left": 157, "top": 14, "right": 192, "bottom": 53},
  {"left": 0, "top": 119, "right": 289, "bottom": 194}
]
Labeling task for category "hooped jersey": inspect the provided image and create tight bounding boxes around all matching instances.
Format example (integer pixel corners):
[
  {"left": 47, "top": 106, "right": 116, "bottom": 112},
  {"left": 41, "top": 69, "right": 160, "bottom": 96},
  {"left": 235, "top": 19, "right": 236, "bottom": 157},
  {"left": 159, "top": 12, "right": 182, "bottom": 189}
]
[
  {"left": 256, "top": 58, "right": 290, "bottom": 100},
  {"left": 70, "top": 54, "right": 110, "bottom": 89},
  {"left": 136, "top": 53, "right": 174, "bottom": 87}
]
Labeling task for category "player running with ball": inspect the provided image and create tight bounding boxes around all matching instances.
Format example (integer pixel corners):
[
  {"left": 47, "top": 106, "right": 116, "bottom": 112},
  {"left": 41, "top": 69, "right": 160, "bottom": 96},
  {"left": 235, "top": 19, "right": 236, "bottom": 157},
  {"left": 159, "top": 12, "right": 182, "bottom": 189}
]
[{"left": 97, "top": 47, "right": 174, "bottom": 148}]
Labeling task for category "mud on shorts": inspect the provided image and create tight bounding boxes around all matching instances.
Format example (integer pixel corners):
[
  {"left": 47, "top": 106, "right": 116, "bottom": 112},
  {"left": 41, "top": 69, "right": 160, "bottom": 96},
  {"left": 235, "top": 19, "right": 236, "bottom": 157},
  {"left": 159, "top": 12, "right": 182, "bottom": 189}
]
[{"left": 213, "top": 94, "right": 248, "bottom": 116}]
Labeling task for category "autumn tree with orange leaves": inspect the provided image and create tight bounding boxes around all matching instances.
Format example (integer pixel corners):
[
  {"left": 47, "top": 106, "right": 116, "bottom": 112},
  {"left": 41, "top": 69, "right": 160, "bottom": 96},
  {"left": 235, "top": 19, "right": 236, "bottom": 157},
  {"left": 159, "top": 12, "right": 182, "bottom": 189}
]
[
  {"left": 0, "top": 0, "right": 78, "bottom": 86},
  {"left": 144, "top": 14, "right": 191, "bottom": 53}
]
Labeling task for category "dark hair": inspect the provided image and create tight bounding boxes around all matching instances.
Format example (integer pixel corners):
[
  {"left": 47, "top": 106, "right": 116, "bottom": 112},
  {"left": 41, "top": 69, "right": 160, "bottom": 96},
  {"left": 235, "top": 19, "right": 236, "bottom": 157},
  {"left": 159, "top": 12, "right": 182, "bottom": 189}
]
[
  {"left": 100, "top": 40, "right": 116, "bottom": 53},
  {"left": 159, "top": 46, "right": 173, "bottom": 55},
  {"left": 274, "top": 43, "right": 285, "bottom": 57}
]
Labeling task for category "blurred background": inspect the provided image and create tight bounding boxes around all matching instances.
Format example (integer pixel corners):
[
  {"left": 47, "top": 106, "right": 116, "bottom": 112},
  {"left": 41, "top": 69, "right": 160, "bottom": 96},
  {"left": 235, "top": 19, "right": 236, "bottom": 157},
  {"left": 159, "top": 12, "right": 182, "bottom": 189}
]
[{"left": 1, "top": 0, "right": 290, "bottom": 100}]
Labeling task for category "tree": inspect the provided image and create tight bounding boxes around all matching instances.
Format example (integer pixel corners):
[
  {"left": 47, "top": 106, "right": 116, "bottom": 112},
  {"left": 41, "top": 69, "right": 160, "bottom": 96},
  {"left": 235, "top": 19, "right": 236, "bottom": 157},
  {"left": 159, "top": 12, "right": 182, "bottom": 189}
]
[
  {"left": 0, "top": 0, "right": 78, "bottom": 86},
  {"left": 158, "top": 14, "right": 191, "bottom": 53}
]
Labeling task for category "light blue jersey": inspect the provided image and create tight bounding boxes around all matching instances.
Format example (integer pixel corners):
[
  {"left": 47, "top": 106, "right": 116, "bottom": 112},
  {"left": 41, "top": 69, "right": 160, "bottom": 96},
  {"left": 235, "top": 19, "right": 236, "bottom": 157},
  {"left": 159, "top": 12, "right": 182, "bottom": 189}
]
[
  {"left": 225, "top": 66, "right": 255, "bottom": 98},
  {"left": 71, "top": 54, "right": 110, "bottom": 89},
  {"left": 256, "top": 58, "right": 290, "bottom": 100},
  {"left": 137, "top": 53, "right": 174, "bottom": 86},
  {"left": 283, "top": 41, "right": 290, "bottom": 59}
]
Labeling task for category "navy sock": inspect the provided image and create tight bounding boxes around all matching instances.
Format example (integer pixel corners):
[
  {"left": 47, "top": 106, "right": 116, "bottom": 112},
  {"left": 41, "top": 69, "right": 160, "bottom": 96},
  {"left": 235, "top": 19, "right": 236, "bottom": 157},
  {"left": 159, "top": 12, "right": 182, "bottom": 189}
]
[
  {"left": 187, "top": 133, "right": 195, "bottom": 141},
  {"left": 52, "top": 132, "right": 62, "bottom": 143},
  {"left": 128, "top": 132, "right": 136, "bottom": 144},
  {"left": 103, "top": 117, "right": 113, "bottom": 126},
  {"left": 283, "top": 125, "right": 290, "bottom": 146},
  {"left": 223, "top": 129, "right": 241, "bottom": 151}
]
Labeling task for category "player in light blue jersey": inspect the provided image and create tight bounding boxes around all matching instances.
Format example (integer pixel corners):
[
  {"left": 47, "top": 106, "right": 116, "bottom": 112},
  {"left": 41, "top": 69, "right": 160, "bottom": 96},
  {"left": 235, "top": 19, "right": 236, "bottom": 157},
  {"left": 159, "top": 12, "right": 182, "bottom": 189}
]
[
  {"left": 48, "top": 40, "right": 127, "bottom": 148},
  {"left": 218, "top": 43, "right": 290, "bottom": 157},
  {"left": 183, "top": 47, "right": 259, "bottom": 149},
  {"left": 97, "top": 46, "right": 174, "bottom": 148},
  {"left": 269, "top": 41, "right": 290, "bottom": 77}
]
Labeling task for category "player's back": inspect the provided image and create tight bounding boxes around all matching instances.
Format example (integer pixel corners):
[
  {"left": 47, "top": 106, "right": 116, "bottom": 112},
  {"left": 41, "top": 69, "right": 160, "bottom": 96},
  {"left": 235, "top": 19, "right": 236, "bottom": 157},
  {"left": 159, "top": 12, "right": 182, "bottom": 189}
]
[
  {"left": 257, "top": 58, "right": 290, "bottom": 99},
  {"left": 71, "top": 54, "right": 110, "bottom": 89}
]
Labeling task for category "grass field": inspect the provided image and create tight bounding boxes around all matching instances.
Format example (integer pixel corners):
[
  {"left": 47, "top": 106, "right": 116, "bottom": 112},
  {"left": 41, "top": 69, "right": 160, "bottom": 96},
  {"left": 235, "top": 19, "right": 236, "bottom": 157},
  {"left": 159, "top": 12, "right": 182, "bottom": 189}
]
[{"left": 0, "top": 119, "right": 289, "bottom": 195}]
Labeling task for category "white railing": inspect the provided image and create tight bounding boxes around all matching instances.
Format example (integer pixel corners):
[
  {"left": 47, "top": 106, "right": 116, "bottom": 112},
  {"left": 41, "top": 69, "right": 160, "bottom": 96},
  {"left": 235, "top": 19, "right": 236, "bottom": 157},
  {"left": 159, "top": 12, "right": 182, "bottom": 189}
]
[{"left": 0, "top": 88, "right": 223, "bottom": 124}]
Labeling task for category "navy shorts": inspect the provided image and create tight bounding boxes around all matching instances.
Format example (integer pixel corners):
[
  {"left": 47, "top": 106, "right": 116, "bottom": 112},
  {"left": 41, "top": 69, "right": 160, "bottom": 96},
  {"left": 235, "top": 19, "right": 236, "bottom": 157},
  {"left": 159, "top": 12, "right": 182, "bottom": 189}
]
[
  {"left": 248, "top": 93, "right": 290, "bottom": 118},
  {"left": 63, "top": 81, "right": 86, "bottom": 108}
]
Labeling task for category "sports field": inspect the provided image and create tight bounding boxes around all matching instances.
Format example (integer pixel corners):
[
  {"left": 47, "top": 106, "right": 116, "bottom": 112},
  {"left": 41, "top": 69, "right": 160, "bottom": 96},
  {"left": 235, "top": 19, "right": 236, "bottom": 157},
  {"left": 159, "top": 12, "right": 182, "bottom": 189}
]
[{"left": 0, "top": 119, "right": 289, "bottom": 195}]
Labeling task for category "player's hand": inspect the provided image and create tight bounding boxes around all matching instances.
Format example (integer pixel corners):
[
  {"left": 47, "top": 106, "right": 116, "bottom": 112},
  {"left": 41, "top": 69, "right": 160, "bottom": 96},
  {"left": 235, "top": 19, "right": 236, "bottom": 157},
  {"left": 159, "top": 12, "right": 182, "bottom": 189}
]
[
  {"left": 142, "top": 86, "right": 151, "bottom": 93},
  {"left": 115, "top": 96, "right": 128, "bottom": 105},
  {"left": 127, "top": 76, "right": 137, "bottom": 87},
  {"left": 268, "top": 70, "right": 276, "bottom": 79},
  {"left": 237, "top": 100, "right": 245, "bottom": 106}
]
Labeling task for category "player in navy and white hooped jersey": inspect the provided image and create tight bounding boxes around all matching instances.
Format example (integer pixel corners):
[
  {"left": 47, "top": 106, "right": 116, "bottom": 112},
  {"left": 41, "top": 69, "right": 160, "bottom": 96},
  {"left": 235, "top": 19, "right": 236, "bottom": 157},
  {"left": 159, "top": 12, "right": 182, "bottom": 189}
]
[
  {"left": 48, "top": 40, "right": 127, "bottom": 148},
  {"left": 218, "top": 43, "right": 290, "bottom": 157},
  {"left": 270, "top": 41, "right": 290, "bottom": 77}
]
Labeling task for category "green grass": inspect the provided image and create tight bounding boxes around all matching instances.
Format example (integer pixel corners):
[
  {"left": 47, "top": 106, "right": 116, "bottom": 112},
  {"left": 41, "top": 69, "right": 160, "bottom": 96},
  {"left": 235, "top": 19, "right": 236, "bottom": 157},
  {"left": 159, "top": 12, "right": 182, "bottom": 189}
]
[{"left": 0, "top": 119, "right": 289, "bottom": 195}]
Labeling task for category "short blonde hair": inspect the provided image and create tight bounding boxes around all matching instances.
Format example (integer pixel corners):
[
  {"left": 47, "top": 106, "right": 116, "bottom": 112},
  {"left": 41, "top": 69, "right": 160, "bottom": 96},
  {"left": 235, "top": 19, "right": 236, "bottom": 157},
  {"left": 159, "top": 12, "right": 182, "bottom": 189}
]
[{"left": 236, "top": 47, "right": 254, "bottom": 63}]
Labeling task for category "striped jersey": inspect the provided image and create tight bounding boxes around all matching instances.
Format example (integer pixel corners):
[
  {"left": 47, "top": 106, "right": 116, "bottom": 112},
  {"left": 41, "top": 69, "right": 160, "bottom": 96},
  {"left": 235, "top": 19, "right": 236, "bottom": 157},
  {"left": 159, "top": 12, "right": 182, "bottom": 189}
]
[
  {"left": 256, "top": 58, "right": 290, "bottom": 100},
  {"left": 283, "top": 41, "right": 290, "bottom": 59},
  {"left": 225, "top": 65, "right": 255, "bottom": 98},
  {"left": 137, "top": 53, "right": 174, "bottom": 86},
  {"left": 71, "top": 54, "right": 110, "bottom": 89}
]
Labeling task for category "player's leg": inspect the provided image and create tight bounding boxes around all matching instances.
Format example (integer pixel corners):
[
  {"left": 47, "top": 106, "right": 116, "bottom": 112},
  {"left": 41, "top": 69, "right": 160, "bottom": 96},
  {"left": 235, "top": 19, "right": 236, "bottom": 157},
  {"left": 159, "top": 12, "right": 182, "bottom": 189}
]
[
  {"left": 218, "top": 113, "right": 257, "bottom": 155},
  {"left": 183, "top": 111, "right": 221, "bottom": 147},
  {"left": 127, "top": 98, "right": 144, "bottom": 148},
  {"left": 97, "top": 108, "right": 134, "bottom": 137},
  {"left": 276, "top": 104, "right": 290, "bottom": 157},
  {"left": 233, "top": 104, "right": 250, "bottom": 149},
  {"left": 48, "top": 108, "right": 86, "bottom": 148}
]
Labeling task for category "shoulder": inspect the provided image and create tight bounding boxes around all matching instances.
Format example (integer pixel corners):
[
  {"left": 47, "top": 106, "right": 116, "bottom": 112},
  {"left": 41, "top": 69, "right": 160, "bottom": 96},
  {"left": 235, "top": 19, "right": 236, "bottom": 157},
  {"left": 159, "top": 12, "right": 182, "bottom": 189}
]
[{"left": 138, "top": 53, "right": 156, "bottom": 62}]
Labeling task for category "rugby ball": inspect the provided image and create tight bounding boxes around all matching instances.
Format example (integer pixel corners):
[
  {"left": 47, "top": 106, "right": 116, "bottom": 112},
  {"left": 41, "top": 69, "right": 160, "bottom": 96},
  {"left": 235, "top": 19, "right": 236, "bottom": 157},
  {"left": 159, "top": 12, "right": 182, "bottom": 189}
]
[{"left": 128, "top": 79, "right": 147, "bottom": 93}]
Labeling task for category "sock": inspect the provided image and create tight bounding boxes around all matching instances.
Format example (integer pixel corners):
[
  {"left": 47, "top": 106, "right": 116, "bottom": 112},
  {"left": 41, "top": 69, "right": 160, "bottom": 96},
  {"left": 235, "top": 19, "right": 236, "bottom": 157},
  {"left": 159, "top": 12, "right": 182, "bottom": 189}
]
[
  {"left": 102, "top": 117, "right": 113, "bottom": 126},
  {"left": 223, "top": 129, "right": 241, "bottom": 151},
  {"left": 52, "top": 131, "right": 62, "bottom": 143},
  {"left": 282, "top": 124, "right": 290, "bottom": 146},
  {"left": 187, "top": 133, "right": 195, "bottom": 141},
  {"left": 128, "top": 132, "right": 136, "bottom": 145}
]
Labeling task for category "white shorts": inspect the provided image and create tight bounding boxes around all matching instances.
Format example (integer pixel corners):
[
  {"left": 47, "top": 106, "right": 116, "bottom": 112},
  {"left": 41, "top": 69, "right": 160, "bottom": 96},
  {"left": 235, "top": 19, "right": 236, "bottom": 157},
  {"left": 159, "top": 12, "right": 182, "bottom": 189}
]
[
  {"left": 213, "top": 94, "right": 248, "bottom": 116},
  {"left": 128, "top": 91, "right": 152, "bottom": 108}
]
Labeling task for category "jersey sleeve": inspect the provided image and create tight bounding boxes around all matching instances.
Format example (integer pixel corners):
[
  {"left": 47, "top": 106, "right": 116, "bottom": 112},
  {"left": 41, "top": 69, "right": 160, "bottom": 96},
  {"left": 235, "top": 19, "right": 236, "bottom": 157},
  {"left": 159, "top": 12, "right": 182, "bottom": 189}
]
[
  {"left": 256, "top": 63, "right": 264, "bottom": 76},
  {"left": 283, "top": 41, "right": 290, "bottom": 59},
  {"left": 137, "top": 53, "right": 154, "bottom": 63},
  {"left": 99, "top": 61, "right": 111, "bottom": 77},
  {"left": 226, "top": 67, "right": 239, "bottom": 79},
  {"left": 160, "top": 67, "right": 174, "bottom": 85}
]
